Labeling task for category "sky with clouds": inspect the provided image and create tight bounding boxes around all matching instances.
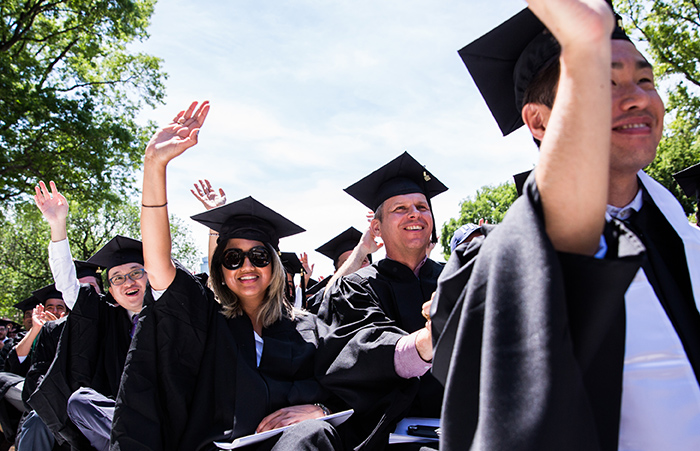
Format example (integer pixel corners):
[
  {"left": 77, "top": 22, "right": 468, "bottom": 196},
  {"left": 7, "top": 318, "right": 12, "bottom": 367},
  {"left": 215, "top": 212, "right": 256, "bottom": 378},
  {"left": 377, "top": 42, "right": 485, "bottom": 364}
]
[{"left": 131, "top": 0, "right": 542, "bottom": 277}]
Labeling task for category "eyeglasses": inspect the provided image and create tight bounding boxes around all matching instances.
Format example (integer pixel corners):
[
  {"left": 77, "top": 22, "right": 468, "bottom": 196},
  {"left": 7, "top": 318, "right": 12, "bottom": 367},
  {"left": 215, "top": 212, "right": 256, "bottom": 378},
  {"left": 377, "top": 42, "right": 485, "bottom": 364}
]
[
  {"left": 109, "top": 268, "right": 147, "bottom": 286},
  {"left": 222, "top": 246, "right": 271, "bottom": 270}
]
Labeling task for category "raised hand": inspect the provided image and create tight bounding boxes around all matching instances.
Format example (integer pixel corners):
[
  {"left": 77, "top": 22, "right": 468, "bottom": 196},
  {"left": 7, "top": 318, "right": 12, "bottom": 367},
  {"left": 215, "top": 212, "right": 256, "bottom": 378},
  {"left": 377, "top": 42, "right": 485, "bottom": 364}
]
[
  {"left": 145, "top": 101, "right": 210, "bottom": 166},
  {"left": 359, "top": 226, "right": 383, "bottom": 256},
  {"left": 191, "top": 179, "right": 226, "bottom": 210},
  {"left": 34, "top": 180, "right": 69, "bottom": 241},
  {"left": 526, "top": 0, "right": 614, "bottom": 47},
  {"left": 299, "top": 252, "right": 314, "bottom": 277},
  {"left": 31, "top": 305, "right": 59, "bottom": 331},
  {"left": 34, "top": 181, "right": 68, "bottom": 225}
]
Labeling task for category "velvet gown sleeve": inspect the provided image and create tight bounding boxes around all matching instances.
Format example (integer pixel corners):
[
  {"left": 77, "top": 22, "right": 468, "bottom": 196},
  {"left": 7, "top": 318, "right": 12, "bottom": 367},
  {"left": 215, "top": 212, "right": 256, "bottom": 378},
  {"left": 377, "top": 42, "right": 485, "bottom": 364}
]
[
  {"left": 431, "top": 175, "right": 646, "bottom": 451},
  {"left": 110, "top": 266, "right": 219, "bottom": 451}
]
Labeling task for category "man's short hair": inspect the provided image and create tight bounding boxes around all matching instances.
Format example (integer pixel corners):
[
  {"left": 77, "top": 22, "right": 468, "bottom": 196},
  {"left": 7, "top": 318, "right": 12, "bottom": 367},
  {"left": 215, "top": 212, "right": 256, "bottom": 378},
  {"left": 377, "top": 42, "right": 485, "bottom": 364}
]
[
  {"left": 522, "top": 56, "right": 560, "bottom": 109},
  {"left": 373, "top": 201, "right": 386, "bottom": 223}
]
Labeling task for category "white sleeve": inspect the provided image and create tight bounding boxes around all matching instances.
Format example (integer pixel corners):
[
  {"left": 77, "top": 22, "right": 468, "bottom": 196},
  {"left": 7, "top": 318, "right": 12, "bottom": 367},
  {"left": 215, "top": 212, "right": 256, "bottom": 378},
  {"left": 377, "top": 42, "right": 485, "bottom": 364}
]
[{"left": 48, "top": 239, "right": 79, "bottom": 310}]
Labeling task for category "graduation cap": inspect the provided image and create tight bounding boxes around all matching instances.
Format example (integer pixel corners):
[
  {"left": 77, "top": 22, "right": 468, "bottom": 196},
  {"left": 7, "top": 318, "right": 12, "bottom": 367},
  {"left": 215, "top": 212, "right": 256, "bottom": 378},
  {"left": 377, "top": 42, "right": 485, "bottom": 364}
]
[
  {"left": 0, "top": 318, "right": 19, "bottom": 330},
  {"left": 315, "top": 227, "right": 371, "bottom": 269},
  {"left": 344, "top": 152, "right": 447, "bottom": 243},
  {"left": 75, "top": 260, "right": 101, "bottom": 279},
  {"left": 458, "top": 1, "right": 630, "bottom": 136},
  {"left": 32, "top": 284, "right": 64, "bottom": 304},
  {"left": 191, "top": 196, "right": 305, "bottom": 251},
  {"left": 87, "top": 236, "right": 144, "bottom": 273},
  {"left": 674, "top": 163, "right": 700, "bottom": 199},
  {"left": 280, "top": 252, "right": 303, "bottom": 275},
  {"left": 513, "top": 169, "right": 533, "bottom": 197},
  {"left": 13, "top": 295, "right": 41, "bottom": 313},
  {"left": 673, "top": 163, "right": 700, "bottom": 224}
]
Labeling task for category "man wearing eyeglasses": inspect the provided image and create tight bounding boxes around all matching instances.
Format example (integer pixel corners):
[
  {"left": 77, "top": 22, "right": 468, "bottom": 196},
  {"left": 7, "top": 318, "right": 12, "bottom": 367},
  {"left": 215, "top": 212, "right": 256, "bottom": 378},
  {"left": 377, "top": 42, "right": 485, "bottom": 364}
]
[{"left": 29, "top": 180, "right": 148, "bottom": 451}]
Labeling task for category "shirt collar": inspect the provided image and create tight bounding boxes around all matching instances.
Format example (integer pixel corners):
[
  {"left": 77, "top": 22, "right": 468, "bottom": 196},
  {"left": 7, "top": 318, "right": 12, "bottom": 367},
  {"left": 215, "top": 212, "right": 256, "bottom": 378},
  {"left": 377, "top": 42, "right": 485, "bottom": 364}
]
[
  {"left": 606, "top": 188, "right": 643, "bottom": 221},
  {"left": 385, "top": 254, "right": 429, "bottom": 278},
  {"left": 412, "top": 255, "right": 428, "bottom": 278}
]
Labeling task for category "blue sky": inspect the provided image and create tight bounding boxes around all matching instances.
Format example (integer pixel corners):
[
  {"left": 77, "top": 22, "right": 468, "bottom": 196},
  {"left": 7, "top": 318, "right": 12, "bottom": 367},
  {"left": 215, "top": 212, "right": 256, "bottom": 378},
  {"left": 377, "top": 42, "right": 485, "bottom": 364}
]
[{"left": 132, "top": 0, "right": 542, "bottom": 276}]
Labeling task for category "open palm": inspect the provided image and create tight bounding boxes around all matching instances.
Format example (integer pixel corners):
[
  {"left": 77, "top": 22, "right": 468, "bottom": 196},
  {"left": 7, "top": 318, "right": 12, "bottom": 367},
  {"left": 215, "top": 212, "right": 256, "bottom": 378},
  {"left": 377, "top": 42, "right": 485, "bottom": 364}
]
[
  {"left": 145, "top": 101, "right": 210, "bottom": 165},
  {"left": 34, "top": 180, "right": 68, "bottom": 225}
]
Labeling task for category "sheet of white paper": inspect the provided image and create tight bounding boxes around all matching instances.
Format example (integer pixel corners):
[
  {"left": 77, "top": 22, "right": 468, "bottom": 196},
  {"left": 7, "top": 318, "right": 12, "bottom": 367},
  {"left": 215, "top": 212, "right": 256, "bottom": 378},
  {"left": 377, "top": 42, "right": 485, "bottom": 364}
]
[
  {"left": 214, "top": 409, "right": 354, "bottom": 450},
  {"left": 389, "top": 417, "right": 440, "bottom": 444}
]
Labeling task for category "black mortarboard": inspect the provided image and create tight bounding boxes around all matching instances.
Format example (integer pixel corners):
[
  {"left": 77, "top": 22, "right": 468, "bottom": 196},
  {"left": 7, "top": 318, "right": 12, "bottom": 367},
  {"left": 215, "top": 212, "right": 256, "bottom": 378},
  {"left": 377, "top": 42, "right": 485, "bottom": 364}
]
[
  {"left": 280, "top": 252, "right": 303, "bottom": 275},
  {"left": 459, "top": 2, "right": 630, "bottom": 136},
  {"left": 513, "top": 169, "right": 533, "bottom": 197},
  {"left": 315, "top": 227, "right": 371, "bottom": 269},
  {"left": 674, "top": 163, "right": 700, "bottom": 199},
  {"left": 344, "top": 152, "right": 447, "bottom": 242},
  {"left": 31, "top": 284, "right": 63, "bottom": 304},
  {"left": 191, "top": 196, "right": 305, "bottom": 251},
  {"left": 87, "top": 236, "right": 143, "bottom": 272},
  {"left": 75, "top": 260, "right": 101, "bottom": 279},
  {"left": 345, "top": 152, "right": 448, "bottom": 211},
  {"left": 13, "top": 295, "right": 41, "bottom": 312},
  {"left": 0, "top": 319, "right": 19, "bottom": 330},
  {"left": 673, "top": 163, "right": 700, "bottom": 225}
]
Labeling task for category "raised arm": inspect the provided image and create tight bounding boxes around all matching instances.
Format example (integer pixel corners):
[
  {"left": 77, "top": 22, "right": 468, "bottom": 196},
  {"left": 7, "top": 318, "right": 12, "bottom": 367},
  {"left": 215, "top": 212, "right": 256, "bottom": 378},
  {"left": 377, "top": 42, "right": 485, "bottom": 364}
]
[
  {"left": 527, "top": 0, "right": 614, "bottom": 255},
  {"left": 141, "top": 101, "right": 210, "bottom": 290},
  {"left": 14, "top": 305, "right": 58, "bottom": 359},
  {"left": 34, "top": 181, "right": 80, "bottom": 308},
  {"left": 324, "top": 226, "right": 383, "bottom": 293},
  {"left": 191, "top": 179, "right": 226, "bottom": 271}
]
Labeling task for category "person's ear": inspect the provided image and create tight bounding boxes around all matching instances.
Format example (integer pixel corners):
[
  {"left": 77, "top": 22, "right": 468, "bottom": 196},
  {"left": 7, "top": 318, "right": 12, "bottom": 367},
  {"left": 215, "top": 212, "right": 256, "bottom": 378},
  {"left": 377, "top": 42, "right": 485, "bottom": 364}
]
[
  {"left": 370, "top": 218, "right": 382, "bottom": 238},
  {"left": 522, "top": 103, "right": 551, "bottom": 143}
]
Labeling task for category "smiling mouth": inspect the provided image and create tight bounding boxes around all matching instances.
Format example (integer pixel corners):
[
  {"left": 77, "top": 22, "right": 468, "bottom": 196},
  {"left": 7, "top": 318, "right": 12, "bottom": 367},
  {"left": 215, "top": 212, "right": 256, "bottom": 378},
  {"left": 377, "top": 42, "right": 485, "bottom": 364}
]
[
  {"left": 125, "top": 288, "right": 140, "bottom": 296},
  {"left": 613, "top": 122, "right": 650, "bottom": 131},
  {"left": 239, "top": 275, "right": 259, "bottom": 281},
  {"left": 405, "top": 225, "right": 424, "bottom": 231}
]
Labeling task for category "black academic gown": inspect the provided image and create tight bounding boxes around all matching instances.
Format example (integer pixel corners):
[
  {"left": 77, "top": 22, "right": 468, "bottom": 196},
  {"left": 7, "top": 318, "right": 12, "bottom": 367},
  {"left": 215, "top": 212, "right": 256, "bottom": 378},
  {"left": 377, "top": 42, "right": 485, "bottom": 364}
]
[
  {"left": 23, "top": 318, "right": 67, "bottom": 406},
  {"left": 111, "top": 267, "right": 345, "bottom": 451},
  {"left": 305, "top": 277, "right": 330, "bottom": 313},
  {"left": 431, "top": 176, "right": 646, "bottom": 451},
  {"left": 28, "top": 286, "right": 132, "bottom": 449},
  {"left": 0, "top": 333, "right": 34, "bottom": 443},
  {"left": 319, "top": 258, "right": 443, "bottom": 419}
]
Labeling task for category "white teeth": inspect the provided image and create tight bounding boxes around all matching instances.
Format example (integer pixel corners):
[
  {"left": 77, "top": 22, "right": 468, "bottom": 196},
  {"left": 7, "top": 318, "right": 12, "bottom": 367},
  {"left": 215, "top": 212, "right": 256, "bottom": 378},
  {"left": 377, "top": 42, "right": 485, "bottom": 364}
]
[
  {"left": 126, "top": 289, "right": 138, "bottom": 295},
  {"left": 405, "top": 225, "right": 423, "bottom": 230},
  {"left": 618, "top": 123, "right": 646, "bottom": 129},
  {"left": 240, "top": 275, "right": 257, "bottom": 281}
]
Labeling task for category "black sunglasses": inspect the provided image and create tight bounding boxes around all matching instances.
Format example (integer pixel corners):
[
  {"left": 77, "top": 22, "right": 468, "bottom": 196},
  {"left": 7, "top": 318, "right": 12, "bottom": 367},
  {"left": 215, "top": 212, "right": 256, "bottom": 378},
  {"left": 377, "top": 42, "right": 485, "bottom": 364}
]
[{"left": 222, "top": 246, "right": 272, "bottom": 270}]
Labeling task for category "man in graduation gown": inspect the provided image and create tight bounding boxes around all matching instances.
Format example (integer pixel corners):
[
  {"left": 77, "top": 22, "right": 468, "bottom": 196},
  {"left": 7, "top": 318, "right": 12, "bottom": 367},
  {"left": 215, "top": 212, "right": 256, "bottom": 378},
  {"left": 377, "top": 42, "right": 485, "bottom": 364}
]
[
  {"left": 29, "top": 180, "right": 148, "bottom": 451},
  {"left": 317, "top": 151, "right": 447, "bottom": 435},
  {"left": 431, "top": 0, "right": 700, "bottom": 449}
]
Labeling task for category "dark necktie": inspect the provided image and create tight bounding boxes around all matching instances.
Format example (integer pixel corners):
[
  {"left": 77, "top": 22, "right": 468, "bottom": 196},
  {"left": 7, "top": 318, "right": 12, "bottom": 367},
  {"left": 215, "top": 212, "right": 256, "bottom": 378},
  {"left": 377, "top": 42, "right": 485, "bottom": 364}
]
[{"left": 130, "top": 313, "right": 139, "bottom": 339}]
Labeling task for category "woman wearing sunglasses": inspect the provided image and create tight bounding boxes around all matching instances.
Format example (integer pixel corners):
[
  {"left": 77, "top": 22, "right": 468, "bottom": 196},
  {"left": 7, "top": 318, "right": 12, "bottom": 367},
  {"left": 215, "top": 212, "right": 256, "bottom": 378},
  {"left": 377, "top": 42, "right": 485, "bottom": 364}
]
[{"left": 111, "top": 101, "right": 347, "bottom": 451}]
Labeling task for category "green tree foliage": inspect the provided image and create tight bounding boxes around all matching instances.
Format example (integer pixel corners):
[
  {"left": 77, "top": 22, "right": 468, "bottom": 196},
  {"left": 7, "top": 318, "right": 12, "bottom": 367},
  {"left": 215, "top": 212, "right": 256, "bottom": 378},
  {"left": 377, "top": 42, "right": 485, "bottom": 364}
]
[
  {"left": 0, "top": 198, "right": 199, "bottom": 321},
  {"left": 0, "top": 0, "right": 166, "bottom": 203},
  {"left": 440, "top": 181, "right": 518, "bottom": 258},
  {"left": 617, "top": 0, "right": 700, "bottom": 215}
]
